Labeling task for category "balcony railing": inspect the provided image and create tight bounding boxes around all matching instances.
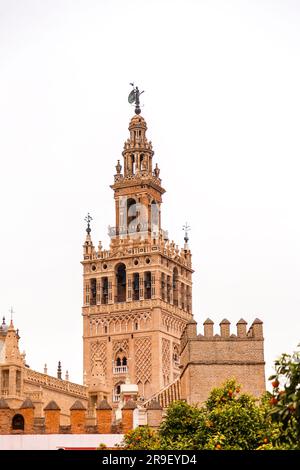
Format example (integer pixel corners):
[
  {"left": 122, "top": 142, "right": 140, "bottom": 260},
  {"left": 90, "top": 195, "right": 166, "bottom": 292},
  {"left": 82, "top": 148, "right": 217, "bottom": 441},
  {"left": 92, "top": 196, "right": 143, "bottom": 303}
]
[
  {"left": 113, "top": 394, "right": 120, "bottom": 403},
  {"left": 113, "top": 366, "right": 128, "bottom": 374}
]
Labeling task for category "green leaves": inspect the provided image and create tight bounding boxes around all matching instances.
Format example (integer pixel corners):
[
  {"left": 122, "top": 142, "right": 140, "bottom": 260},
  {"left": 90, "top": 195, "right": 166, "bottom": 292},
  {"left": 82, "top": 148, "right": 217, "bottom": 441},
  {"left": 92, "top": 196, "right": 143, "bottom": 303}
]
[
  {"left": 121, "top": 346, "right": 300, "bottom": 450},
  {"left": 268, "top": 346, "right": 300, "bottom": 445}
]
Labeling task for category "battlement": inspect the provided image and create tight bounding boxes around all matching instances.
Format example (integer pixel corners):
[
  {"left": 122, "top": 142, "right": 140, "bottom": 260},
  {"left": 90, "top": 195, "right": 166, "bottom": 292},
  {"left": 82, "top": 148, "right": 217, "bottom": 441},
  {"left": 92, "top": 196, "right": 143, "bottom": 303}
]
[
  {"left": 180, "top": 317, "right": 265, "bottom": 404},
  {"left": 181, "top": 317, "right": 263, "bottom": 351},
  {"left": 0, "top": 397, "right": 162, "bottom": 436}
]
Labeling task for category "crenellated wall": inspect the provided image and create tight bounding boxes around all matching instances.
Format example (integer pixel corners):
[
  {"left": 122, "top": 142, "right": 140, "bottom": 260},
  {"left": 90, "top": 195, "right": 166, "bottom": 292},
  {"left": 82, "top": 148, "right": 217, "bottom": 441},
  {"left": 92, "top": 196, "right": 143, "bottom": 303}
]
[
  {"left": 180, "top": 318, "right": 265, "bottom": 405},
  {"left": 0, "top": 398, "right": 140, "bottom": 436}
]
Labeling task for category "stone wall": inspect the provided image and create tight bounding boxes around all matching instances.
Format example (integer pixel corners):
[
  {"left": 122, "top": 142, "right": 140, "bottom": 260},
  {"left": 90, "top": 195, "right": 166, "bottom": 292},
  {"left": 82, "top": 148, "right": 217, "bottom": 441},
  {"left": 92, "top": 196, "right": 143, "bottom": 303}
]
[{"left": 180, "top": 318, "right": 265, "bottom": 404}]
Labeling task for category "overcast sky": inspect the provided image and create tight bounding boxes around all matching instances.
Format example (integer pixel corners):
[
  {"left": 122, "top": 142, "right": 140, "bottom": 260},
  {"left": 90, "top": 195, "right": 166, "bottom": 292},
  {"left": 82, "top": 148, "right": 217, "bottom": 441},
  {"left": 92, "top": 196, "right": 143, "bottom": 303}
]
[{"left": 0, "top": 0, "right": 299, "bottom": 388}]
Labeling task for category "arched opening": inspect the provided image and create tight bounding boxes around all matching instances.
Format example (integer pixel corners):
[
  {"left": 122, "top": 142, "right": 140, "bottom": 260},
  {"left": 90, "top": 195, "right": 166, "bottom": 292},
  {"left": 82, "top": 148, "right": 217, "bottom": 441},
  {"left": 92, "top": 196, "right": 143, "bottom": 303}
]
[
  {"left": 116, "top": 263, "right": 126, "bottom": 302},
  {"left": 101, "top": 277, "right": 108, "bottom": 304},
  {"left": 173, "top": 268, "right": 178, "bottom": 306},
  {"left": 130, "top": 154, "right": 135, "bottom": 174},
  {"left": 167, "top": 275, "right": 171, "bottom": 303},
  {"left": 161, "top": 273, "right": 165, "bottom": 301},
  {"left": 173, "top": 344, "right": 180, "bottom": 366},
  {"left": 90, "top": 278, "right": 97, "bottom": 305},
  {"left": 151, "top": 200, "right": 159, "bottom": 237},
  {"left": 140, "top": 153, "right": 147, "bottom": 171},
  {"left": 181, "top": 283, "right": 185, "bottom": 310},
  {"left": 114, "top": 349, "right": 128, "bottom": 374},
  {"left": 113, "top": 381, "right": 124, "bottom": 402},
  {"left": 144, "top": 271, "right": 152, "bottom": 299},
  {"left": 133, "top": 273, "right": 140, "bottom": 301},
  {"left": 12, "top": 414, "right": 24, "bottom": 431},
  {"left": 127, "top": 198, "right": 137, "bottom": 232}
]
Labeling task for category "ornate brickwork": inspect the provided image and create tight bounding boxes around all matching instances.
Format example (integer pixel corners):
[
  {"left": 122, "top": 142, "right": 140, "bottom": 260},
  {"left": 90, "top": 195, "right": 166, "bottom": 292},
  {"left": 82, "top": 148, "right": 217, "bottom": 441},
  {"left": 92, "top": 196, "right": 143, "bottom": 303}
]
[
  {"left": 162, "top": 338, "right": 171, "bottom": 385},
  {"left": 89, "top": 310, "right": 151, "bottom": 335},
  {"left": 134, "top": 337, "right": 152, "bottom": 384},
  {"left": 161, "top": 311, "right": 186, "bottom": 335},
  {"left": 113, "top": 339, "right": 129, "bottom": 356},
  {"left": 90, "top": 340, "right": 107, "bottom": 376}
]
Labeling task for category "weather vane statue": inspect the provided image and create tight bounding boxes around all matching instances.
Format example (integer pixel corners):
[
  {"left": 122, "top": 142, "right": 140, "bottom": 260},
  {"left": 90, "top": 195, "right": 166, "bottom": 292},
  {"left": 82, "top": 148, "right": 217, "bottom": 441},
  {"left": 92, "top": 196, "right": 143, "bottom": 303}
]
[
  {"left": 84, "top": 213, "right": 93, "bottom": 235},
  {"left": 128, "top": 83, "right": 144, "bottom": 115}
]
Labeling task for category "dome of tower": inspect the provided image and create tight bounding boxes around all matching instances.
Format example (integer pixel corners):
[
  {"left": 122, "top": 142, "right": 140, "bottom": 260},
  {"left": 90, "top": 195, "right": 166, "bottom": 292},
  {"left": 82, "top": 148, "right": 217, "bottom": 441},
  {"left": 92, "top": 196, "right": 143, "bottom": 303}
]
[{"left": 129, "top": 114, "right": 147, "bottom": 130}]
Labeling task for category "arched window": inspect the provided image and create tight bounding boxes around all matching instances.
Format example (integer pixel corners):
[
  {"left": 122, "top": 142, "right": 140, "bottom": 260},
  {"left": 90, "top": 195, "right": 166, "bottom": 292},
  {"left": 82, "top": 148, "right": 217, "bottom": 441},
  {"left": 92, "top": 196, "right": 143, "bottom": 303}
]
[
  {"left": 151, "top": 200, "right": 159, "bottom": 236},
  {"left": 127, "top": 198, "right": 137, "bottom": 231},
  {"left": 173, "top": 268, "right": 178, "bottom": 306},
  {"left": 115, "top": 349, "right": 128, "bottom": 372},
  {"left": 101, "top": 277, "right": 108, "bottom": 304},
  {"left": 12, "top": 414, "right": 24, "bottom": 431},
  {"left": 173, "top": 344, "right": 180, "bottom": 366},
  {"left": 116, "top": 263, "right": 126, "bottom": 302},
  {"left": 130, "top": 154, "right": 135, "bottom": 174},
  {"left": 144, "top": 271, "right": 152, "bottom": 299},
  {"left": 116, "top": 357, "right": 121, "bottom": 367},
  {"left": 133, "top": 273, "right": 140, "bottom": 301},
  {"left": 90, "top": 278, "right": 97, "bottom": 306}
]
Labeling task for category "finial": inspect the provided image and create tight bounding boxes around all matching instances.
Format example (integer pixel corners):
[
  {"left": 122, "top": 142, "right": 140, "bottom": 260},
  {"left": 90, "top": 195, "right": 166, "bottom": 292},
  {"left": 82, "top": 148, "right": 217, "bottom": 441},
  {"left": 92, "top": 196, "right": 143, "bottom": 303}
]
[
  {"left": 84, "top": 213, "right": 93, "bottom": 235},
  {"left": 65, "top": 370, "right": 69, "bottom": 381},
  {"left": 9, "top": 306, "right": 14, "bottom": 323},
  {"left": 115, "top": 160, "right": 122, "bottom": 174},
  {"left": 2, "top": 316, "right": 5, "bottom": 326},
  {"left": 44, "top": 363, "right": 48, "bottom": 374},
  {"left": 57, "top": 361, "right": 62, "bottom": 380},
  {"left": 154, "top": 163, "right": 160, "bottom": 178},
  {"left": 128, "top": 83, "right": 144, "bottom": 115},
  {"left": 182, "top": 222, "right": 191, "bottom": 249}
]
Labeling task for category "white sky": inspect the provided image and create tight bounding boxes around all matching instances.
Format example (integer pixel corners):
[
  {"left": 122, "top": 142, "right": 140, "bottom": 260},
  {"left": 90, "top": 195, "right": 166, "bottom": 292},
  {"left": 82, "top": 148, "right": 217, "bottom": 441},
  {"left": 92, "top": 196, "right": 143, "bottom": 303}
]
[{"left": 0, "top": 0, "right": 299, "bottom": 389}]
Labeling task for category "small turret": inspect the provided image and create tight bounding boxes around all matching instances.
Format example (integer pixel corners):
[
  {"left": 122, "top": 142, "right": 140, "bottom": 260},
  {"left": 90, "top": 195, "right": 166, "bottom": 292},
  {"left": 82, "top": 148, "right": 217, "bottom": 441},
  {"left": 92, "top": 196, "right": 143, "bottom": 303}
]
[
  {"left": 220, "top": 319, "right": 230, "bottom": 337},
  {"left": 203, "top": 318, "right": 214, "bottom": 337},
  {"left": 237, "top": 318, "right": 247, "bottom": 338}
]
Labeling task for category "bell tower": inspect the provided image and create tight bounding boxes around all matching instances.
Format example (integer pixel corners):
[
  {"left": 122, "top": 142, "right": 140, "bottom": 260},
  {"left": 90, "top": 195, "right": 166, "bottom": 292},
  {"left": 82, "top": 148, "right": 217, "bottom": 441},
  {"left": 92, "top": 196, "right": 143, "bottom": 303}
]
[{"left": 82, "top": 87, "right": 193, "bottom": 408}]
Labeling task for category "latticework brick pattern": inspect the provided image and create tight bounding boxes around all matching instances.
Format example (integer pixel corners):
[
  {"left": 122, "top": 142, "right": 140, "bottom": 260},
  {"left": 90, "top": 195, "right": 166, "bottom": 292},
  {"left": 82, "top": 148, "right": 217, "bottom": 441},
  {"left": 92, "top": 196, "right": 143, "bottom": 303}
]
[
  {"left": 90, "top": 340, "right": 107, "bottom": 375},
  {"left": 134, "top": 337, "right": 152, "bottom": 384},
  {"left": 162, "top": 338, "right": 171, "bottom": 385}
]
